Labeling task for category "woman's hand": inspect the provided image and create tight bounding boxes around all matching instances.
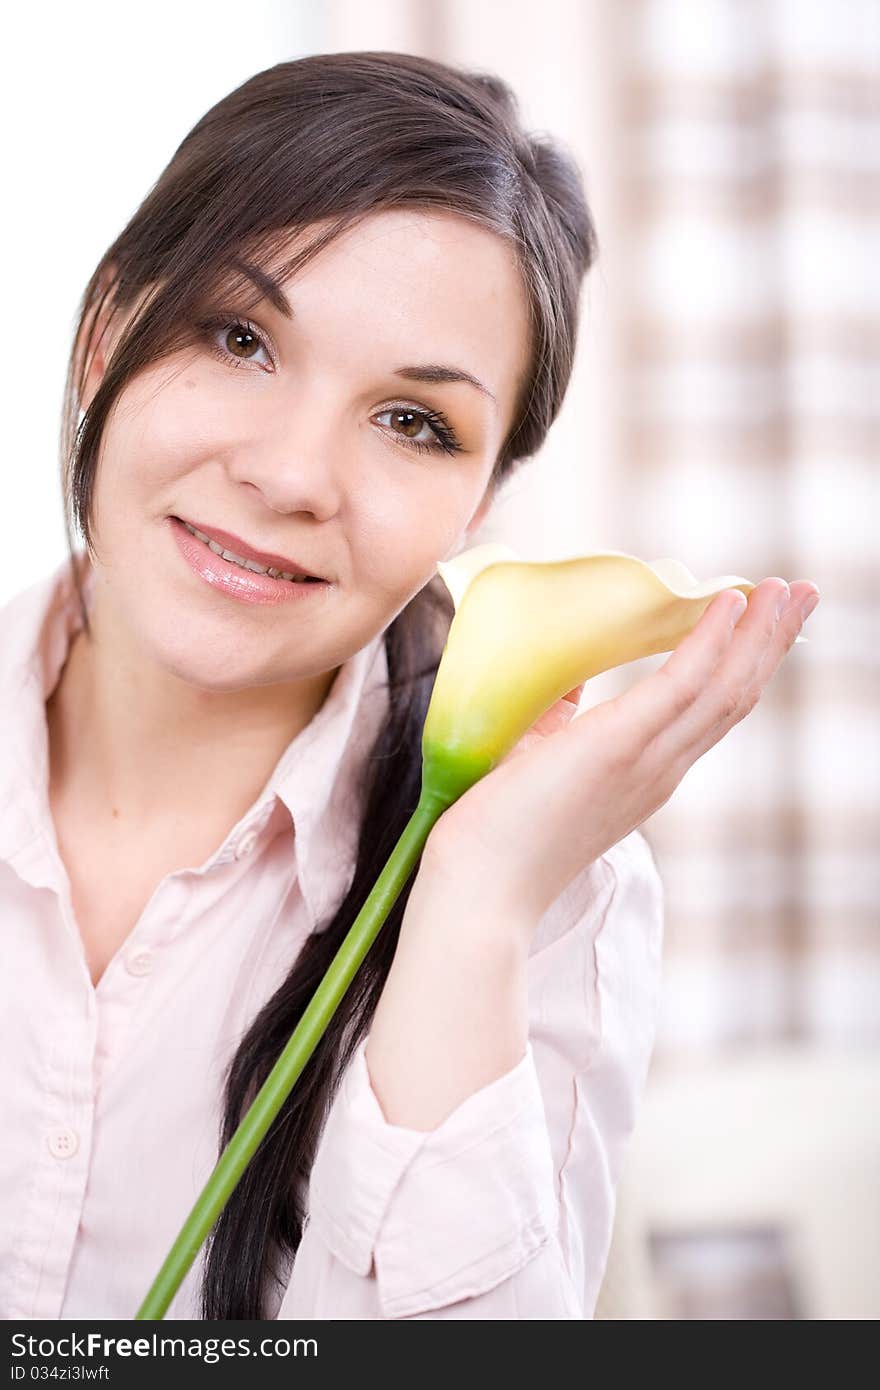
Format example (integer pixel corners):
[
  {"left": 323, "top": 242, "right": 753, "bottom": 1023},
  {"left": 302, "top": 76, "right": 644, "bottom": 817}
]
[{"left": 421, "top": 576, "right": 820, "bottom": 923}]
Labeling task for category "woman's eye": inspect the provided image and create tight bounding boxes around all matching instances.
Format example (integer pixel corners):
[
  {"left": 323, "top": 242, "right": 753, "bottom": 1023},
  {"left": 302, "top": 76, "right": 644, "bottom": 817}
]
[
  {"left": 206, "top": 317, "right": 275, "bottom": 371},
  {"left": 374, "top": 406, "right": 462, "bottom": 456},
  {"left": 197, "top": 318, "right": 463, "bottom": 455}
]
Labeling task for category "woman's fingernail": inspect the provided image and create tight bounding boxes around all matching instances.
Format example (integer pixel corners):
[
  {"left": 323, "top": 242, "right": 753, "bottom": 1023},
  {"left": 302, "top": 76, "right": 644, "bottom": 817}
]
[
  {"left": 775, "top": 585, "right": 791, "bottom": 619},
  {"left": 800, "top": 592, "right": 820, "bottom": 621},
  {"left": 729, "top": 592, "right": 748, "bottom": 625}
]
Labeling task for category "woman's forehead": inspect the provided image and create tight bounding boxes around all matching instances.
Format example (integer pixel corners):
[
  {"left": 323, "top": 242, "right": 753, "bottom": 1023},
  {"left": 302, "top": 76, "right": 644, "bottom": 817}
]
[
  {"left": 228, "top": 208, "right": 522, "bottom": 303},
  {"left": 221, "top": 210, "right": 531, "bottom": 404}
]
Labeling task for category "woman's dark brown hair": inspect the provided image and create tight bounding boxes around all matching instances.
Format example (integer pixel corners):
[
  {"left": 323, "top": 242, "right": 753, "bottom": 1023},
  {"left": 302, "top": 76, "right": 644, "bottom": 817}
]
[{"left": 61, "top": 50, "right": 598, "bottom": 1318}]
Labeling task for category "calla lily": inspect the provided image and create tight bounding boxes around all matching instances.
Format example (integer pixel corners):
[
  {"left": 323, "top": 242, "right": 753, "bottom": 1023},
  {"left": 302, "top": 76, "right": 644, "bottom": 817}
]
[
  {"left": 420, "top": 543, "right": 805, "bottom": 811},
  {"left": 135, "top": 542, "right": 801, "bottom": 1319}
]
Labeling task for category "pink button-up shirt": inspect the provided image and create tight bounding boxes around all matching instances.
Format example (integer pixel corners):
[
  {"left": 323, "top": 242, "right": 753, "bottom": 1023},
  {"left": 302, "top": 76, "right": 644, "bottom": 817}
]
[{"left": 0, "top": 553, "right": 665, "bottom": 1321}]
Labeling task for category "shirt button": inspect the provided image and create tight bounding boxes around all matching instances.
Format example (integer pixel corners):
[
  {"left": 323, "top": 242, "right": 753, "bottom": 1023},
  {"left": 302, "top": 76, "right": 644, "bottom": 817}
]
[
  {"left": 234, "top": 828, "right": 260, "bottom": 860},
  {"left": 47, "top": 1127, "right": 79, "bottom": 1160},
  {"left": 125, "top": 947, "right": 154, "bottom": 977}
]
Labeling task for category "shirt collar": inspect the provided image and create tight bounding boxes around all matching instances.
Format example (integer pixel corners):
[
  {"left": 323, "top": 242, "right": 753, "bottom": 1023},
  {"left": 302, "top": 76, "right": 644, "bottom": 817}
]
[{"left": 0, "top": 550, "right": 392, "bottom": 935}]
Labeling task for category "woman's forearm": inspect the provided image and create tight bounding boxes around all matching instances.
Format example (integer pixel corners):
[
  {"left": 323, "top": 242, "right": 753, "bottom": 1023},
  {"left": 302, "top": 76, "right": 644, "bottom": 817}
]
[{"left": 364, "top": 864, "right": 535, "bottom": 1131}]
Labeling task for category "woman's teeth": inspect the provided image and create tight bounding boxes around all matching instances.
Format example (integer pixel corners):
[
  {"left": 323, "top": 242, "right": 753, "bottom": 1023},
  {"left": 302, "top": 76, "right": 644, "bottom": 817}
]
[{"left": 180, "top": 520, "right": 319, "bottom": 583}]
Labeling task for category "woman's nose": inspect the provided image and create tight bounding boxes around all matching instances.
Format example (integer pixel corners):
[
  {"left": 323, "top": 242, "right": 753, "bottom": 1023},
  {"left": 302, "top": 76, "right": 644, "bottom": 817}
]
[{"left": 226, "top": 423, "right": 343, "bottom": 519}]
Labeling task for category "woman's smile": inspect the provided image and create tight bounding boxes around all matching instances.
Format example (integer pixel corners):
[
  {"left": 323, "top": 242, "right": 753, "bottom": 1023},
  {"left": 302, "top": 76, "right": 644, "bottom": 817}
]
[{"left": 168, "top": 515, "right": 333, "bottom": 606}]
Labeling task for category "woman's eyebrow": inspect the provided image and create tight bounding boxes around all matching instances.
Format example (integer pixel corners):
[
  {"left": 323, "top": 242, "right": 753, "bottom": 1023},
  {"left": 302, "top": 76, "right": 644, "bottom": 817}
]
[
  {"left": 230, "top": 258, "right": 497, "bottom": 405},
  {"left": 393, "top": 364, "right": 497, "bottom": 405},
  {"left": 230, "top": 259, "right": 293, "bottom": 318}
]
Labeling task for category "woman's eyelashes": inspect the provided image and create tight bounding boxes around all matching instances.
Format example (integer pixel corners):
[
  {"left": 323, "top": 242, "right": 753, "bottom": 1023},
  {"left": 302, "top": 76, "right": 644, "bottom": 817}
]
[
  {"left": 373, "top": 406, "right": 463, "bottom": 456},
  {"left": 200, "top": 314, "right": 465, "bottom": 456},
  {"left": 202, "top": 314, "right": 277, "bottom": 371}
]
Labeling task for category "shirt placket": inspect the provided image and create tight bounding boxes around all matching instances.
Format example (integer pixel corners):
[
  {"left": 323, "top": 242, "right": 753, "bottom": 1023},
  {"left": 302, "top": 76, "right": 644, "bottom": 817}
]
[
  {"left": 8, "top": 808, "right": 266, "bottom": 1319},
  {"left": 91, "top": 799, "right": 276, "bottom": 1086},
  {"left": 6, "top": 1004, "right": 97, "bottom": 1320}
]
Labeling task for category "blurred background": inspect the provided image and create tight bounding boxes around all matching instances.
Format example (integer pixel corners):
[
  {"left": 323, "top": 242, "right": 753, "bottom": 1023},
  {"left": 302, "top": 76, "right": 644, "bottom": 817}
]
[{"left": 5, "top": 0, "right": 877, "bottom": 1318}]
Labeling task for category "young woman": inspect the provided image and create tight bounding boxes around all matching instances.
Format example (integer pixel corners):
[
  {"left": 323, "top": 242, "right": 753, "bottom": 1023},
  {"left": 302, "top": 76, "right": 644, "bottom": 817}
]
[{"left": 0, "top": 51, "right": 818, "bottom": 1322}]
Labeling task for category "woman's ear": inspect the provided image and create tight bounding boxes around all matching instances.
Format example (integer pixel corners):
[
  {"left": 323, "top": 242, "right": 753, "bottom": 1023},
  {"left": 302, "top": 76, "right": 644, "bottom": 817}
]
[{"left": 74, "top": 262, "right": 123, "bottom": 414}]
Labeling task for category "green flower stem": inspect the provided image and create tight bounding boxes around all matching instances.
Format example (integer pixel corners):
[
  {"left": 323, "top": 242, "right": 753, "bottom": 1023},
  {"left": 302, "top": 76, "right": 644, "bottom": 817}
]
[{"left": 135, "top": 791, "right": 446, "bottom": 1321}]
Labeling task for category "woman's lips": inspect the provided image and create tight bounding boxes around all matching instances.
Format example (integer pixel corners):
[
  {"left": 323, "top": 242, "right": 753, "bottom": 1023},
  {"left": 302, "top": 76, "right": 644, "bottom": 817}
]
[
  {"left": 172, "top": 514, "right": 323, "bottom": 579},
  {"left": 168, "top": 516, "right": 331, "bottom": 606}
]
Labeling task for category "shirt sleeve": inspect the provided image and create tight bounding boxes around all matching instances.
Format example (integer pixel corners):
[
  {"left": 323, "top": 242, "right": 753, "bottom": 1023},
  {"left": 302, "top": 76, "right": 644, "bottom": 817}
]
[{"left": 275, "top": 828, "right": 665, "bottom": 1321}]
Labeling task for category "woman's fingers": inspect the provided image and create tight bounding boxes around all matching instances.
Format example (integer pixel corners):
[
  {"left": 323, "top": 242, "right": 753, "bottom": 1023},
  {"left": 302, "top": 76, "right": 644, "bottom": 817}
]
[
  {"left": 604, "top": 576, "right": 816, "bottom": 772},
  {"left": 605, "top": 579, "right": 779, "bottom": 750},
  {"left": 663, "top": 579, "right": 817, "bottom": 768},
  {"left": 748, "top": 580, "right": 818, "bottom": 690},
  {"left": 665, "top": 577, "right": 787, "bottom": 729}
]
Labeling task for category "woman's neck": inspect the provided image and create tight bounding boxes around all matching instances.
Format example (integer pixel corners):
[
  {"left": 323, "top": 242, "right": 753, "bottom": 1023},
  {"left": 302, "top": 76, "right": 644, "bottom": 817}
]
[{"left": 46, "top": 587, "right": 338, "bottom": 837}]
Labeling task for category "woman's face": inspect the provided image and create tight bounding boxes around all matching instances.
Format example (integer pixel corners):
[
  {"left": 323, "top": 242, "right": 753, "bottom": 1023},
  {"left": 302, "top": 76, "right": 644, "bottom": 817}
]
[{"left": 82, "top": 209, "right": 532, "bottom": 692}]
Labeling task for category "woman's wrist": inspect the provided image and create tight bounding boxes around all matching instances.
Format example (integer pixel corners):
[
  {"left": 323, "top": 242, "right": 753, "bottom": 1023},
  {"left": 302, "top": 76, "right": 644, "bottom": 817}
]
[
  {"left": 364, "top": 865, "right": 536, "bottom": 1131},
  {"left": 413, "top": 838, "right": 540, "bottom": 950}
]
